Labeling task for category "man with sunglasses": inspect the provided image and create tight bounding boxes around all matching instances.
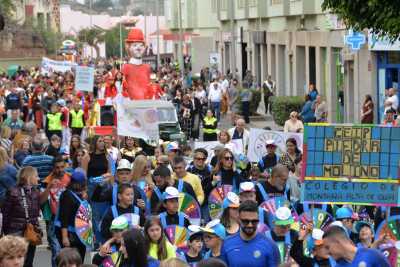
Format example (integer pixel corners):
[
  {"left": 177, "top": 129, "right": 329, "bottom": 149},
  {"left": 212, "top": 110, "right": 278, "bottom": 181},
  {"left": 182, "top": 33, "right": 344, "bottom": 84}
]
[
  {"left": 221, "top": 201, "right": 280, "bottom": 267},
  {"left": 187, "top": 148, "right": 213, "bottom": 222}
]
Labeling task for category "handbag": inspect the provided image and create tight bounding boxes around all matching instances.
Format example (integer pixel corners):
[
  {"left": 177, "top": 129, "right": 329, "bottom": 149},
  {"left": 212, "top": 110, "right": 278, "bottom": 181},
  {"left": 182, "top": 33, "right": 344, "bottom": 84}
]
[{"left": 21, "top": 188, "right": 42, "bottom": 245}]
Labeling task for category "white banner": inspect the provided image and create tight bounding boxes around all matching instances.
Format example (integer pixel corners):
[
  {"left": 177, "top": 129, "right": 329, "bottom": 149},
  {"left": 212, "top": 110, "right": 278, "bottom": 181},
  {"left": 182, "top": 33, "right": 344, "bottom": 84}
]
[
  {"left": 247, "top": 128, "right": 303, "bottom": 162},
  {"left": 40, "top": 57, "right": 77, "bottom": 74},
  {"left": 74, "top": 66, "right": 94, "bottom": 92},
  {"left": 194, "top": 139, "right": 243, "bottom": 162},
  {"left": 116, "top": 96, "right": 159, "bottom": 143}
]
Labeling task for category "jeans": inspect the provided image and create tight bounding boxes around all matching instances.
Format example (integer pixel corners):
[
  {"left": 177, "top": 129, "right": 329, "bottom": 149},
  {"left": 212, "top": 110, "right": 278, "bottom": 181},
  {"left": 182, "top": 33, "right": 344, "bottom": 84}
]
[
  {"left": 24, "top": 244, "right": 36, "bottom": 267},
  {"left": 46, "top": 220, "right": 61, "bottom": 267},
  {"left": 211, "top": 101, "right": 221, "bottom": 121}
]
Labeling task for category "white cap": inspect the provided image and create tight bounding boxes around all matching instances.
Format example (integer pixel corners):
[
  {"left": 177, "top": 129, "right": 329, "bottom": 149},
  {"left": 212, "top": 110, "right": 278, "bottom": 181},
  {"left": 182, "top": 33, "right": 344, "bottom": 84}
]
[
  {"left": 239, "top": 182, "right": 256, "bottom": 193},
  {"left": 266, "top": 139, "right": 276, "bottom": 146},
  {"left": 276, "top": 207, "right": 292, "bottom": 221},
  {"left": 117, "top": 159, "right": 132, "bottom": 171},
  {"left": 163, "top": 186, "right": 180, "bottom": 200},
  {"left": 226, "top": 192, "right": 240, "bottom": 205},
  {"left": 188, "top": 224, "right": 202, "bottom": 233},
  {"left": 312, "top": 229, "right": 324, "bottom": 241}
]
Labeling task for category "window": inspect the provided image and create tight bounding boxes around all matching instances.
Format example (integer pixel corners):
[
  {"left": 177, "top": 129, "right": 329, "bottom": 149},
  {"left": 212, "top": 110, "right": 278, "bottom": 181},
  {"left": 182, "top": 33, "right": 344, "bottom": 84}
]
[
  {"left": 271, "top": 0, "right": 283, "bottom": 4},
  {"left": 249, "top": 0, "right": 257, "bottom": 7},
  {"left": 238, "top": 0, "right": 245, "bottom": 9}
]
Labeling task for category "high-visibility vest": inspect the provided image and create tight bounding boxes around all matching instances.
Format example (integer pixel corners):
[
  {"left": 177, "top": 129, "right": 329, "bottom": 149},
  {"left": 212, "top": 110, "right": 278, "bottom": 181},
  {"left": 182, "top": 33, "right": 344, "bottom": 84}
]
[
  {"left": 47, "top": 113, "right": 62, "bottom": 131},
  {"left": 70, "top": 109, "right": 84, "bottom": 128},
  {"left": 203, "top": 117, "right": 217, "bottom": 134}
]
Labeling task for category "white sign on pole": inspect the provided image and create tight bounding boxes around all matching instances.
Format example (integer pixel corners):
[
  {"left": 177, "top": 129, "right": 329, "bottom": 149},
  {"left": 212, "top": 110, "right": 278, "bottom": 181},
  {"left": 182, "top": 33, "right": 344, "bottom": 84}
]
[
  {"left": 247, "top": 128, "right": 303, "bottom": 162},
  {"left": 116, "top": 96, "right": 159, "bottom": 143},
  {"left": 74, "top": 66, "right": 95, "bottom": 92},
  {"left": 209, "top": 52, "right": 221, "bottom": 66},
  {"left": 40, "top": 57, "right": 77, "bottom": 74},
  {"left": 194, "top": 140, "right": 243, "bottom": 162}
]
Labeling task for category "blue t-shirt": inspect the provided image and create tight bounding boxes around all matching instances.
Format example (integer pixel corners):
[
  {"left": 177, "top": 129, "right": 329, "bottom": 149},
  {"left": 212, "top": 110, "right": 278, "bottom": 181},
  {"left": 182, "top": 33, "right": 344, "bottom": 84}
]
[
  {"left": 221, "top": 232, "right": 280, "bottom": 267},
  {"left": 335, "top": 248, "right": 390, "bottom": 267}
]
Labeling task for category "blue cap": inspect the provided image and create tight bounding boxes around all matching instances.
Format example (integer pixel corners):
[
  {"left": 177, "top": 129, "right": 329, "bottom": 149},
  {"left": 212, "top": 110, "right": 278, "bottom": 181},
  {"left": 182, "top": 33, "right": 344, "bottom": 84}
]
[
  {"left": 71, "top": 169, "right": 86, "bottom": 184},
  {"left": 222, "top": 192, "right": 240, "bottom": 209},
  {"left": 200, "top": 219, "right": 226, "bottom": 240},
  {"left": 335, "top": 207, "right": 353, "bottom": 220}
]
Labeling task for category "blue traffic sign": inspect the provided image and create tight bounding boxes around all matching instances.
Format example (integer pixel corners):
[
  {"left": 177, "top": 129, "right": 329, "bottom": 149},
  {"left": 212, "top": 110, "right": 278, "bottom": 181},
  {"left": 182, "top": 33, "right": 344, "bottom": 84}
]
[{"left": 345, "top": 31, "right": 366, "bottom": 50}]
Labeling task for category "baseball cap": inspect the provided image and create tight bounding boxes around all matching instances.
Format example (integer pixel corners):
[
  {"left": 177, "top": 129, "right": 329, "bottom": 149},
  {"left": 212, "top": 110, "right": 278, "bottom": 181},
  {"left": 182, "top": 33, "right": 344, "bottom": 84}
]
[
  {"left": 188, "top": 225, "right": 203, "bottom": 241},
  {"left": 266, "top": 139, "right": 277, "bottom": 147},
  {"left": 222, "top": 192, "right": 240, "bottom": 209},
  {"left": 335, "top": 207, "right": 353, "bottom": 220},
  {"left": 166, "top": 142, "right": 179, "bottom": 152},
  {"left": 57, "top": 99, "right": 66, "bottom": 107},
  {"left": 110, "top": 216, "right": 129, "bottom": 231},
  {"left": 274, "top": 207, "right": 294, "bottom": 226},
  {"left": 239, "top": 182, "right": 256, "bottom": 194},
  {"left": 200, "top": 219, "right": 226, "bottom": 240},
  {"left": 117, "top": 159, "right": 132, "bottom": 171},
  {"left": 162, "top": 186, "right": 180, "bottom": 201},
  {"left": 307, "top": 229, "right": 324, "bottom": 251},
  {"left": 71, "top": 169, "right": 86, "bottom": 184}
]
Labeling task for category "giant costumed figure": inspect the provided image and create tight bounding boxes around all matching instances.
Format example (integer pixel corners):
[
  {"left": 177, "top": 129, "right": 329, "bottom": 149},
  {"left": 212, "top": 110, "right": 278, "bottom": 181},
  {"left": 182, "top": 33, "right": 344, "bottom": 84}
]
[{"left": 122, "top": 27, "right": 159, "bottom": 100}]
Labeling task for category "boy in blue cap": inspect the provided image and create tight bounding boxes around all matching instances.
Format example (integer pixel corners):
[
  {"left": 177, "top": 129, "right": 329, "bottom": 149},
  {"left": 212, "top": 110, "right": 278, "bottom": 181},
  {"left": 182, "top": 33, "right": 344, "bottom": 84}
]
[{"left": 201, "top": 219, "right": 226, "bottom": 260}]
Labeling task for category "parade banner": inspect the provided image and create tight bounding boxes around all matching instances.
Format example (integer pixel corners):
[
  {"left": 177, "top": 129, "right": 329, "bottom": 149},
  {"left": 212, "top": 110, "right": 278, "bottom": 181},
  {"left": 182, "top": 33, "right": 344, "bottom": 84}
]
[
  {"left": 74, "top": 66, "right": 94, "bottom": 92},
  {"left": 194, "top": 139, "right": 243, "bottom": 162},
  {"left": 301, "top": 124, "right": 400, "bottom": 206},
  {"left": 40, "top": 57, "right": 76, "bottom": 74},
  {"left": 247, "top": 128, "right": 303, "bottom": 162},
  {"left": 115, "top": 97, "right": 159, "bottom": 143}
]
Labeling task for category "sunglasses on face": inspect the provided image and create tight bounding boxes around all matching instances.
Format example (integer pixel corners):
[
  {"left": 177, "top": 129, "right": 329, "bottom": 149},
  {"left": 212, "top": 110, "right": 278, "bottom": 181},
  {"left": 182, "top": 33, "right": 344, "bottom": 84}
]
[
  {"left": 240, "top": 219, "right": 259, "bottom": 225},
  {"left": 224, "top": 156, "right": 233, "bottom": 161}
]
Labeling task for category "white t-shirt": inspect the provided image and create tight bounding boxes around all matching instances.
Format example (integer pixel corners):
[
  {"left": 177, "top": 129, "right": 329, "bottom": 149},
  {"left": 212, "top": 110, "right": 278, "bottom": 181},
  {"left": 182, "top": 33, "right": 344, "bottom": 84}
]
[{"left": 386, "top": 94, "right": 399, "bottom": 112}]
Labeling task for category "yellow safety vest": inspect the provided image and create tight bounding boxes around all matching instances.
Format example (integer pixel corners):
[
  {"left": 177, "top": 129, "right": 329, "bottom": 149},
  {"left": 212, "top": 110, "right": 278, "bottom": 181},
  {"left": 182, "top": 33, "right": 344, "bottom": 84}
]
[
  {"left": 70, "top": 109, "right": 84, "bottom": 128},
  {"left": 203, "top": 117, "right": 217, "bottom": 134},
  {"left": 47, "top": 113, "right": 62, "bottom": 131}
]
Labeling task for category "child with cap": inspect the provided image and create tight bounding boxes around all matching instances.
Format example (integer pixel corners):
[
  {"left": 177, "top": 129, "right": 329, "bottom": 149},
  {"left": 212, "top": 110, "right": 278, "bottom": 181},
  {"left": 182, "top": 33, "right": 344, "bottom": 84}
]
[
  {"left": 184, "top": 225, "right": 204, "bottom": 266},
  {"left": 101, "top": 183, "right": 145, "bottom": 241},
  {"left": 335, "top": 207, "right": 357, "bottom": 243},
  {"left": 151, "top": 165, "right": 197, "bottom": 214},
  {"left": 220, "top": 192, "right": 240, "bottom": 236},
  {"left": 159, "top": 186, "right": 190, "bottom": 228},
  {"left": 201, "top": 219, "right": 226, "bottom": 260},
  {"left": 55, "top": 169, "right": 90, "bottom": 261},
  {"left": 266, "top": 206, "right": 298, "bottom": 264},
  {"left": 92, "top": 216, "right": 129, "bottom": 266},
  {"left": 257, "top": 139, "right": 279, "bottom": 178},
  {"left": 289, "top": 224, "right": 335, "bottom": 267},
  {"left": 144, "top": 216, "right": 177, "bottom": 261}
]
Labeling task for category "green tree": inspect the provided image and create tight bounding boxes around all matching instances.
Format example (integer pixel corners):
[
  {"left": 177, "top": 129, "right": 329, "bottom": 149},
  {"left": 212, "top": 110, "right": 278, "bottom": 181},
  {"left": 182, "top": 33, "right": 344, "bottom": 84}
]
[
  {"left": 0, "top": 0, "right": 15, "bottom": 19},
  {"left": 78, "top": 27, "right": 106, "bottom": 58},
  {"left": 322, "top": 0, "right": 400, "bottom": 40},
  {"left": 93, "top": 0, "right": 113, "bottom": 10},
  {"left": 104, "top": 25, "right": 128, "bottom": 58}
]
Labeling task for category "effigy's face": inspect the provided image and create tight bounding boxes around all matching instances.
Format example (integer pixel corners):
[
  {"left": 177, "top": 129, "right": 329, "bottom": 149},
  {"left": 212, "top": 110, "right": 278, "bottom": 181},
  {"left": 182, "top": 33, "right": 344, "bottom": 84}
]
[{"left": 128, "top": 42, "right": 145, "bottom": 59}]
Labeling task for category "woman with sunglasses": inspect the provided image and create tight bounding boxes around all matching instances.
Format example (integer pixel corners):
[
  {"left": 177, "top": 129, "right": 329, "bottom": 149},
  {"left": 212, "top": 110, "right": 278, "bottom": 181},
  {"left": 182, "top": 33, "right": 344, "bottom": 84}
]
[{"left": 211, "top": 149, "right": 245, "bottom": 193}]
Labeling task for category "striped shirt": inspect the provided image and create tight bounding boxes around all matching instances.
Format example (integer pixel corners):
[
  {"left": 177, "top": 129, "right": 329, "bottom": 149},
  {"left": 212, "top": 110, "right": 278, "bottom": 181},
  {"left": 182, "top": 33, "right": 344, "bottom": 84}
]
[{"left": 22, "top": 152, "right": 54, "bottom": 181}]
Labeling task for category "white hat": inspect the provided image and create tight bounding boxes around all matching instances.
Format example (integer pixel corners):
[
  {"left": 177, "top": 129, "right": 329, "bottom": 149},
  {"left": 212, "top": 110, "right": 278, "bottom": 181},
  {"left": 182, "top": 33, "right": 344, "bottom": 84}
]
[
  {"left": 266, "top": 139, "right": 276, "bottom": 146},
  {"left": 312, "top": 229, "right": 324, "bottom": 245},
  {"left": 117, "top": 159, "right": 132, "bottom": 171},
  {"left": 239, "top": 182, "right": 256, "bottom": 193},
  {"left": 163, "top": 186, "right": 180, "bottom": 200},
  {"left": 275, "top": 207, "right": 294, "bottom": 225}
]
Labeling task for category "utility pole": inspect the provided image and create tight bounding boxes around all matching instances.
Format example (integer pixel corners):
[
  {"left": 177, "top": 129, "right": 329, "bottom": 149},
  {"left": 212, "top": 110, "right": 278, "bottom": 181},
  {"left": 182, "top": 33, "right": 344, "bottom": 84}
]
[
  {"left": 177, "top": 0, "right": 184, "bottom": 74},
  {"left": 89, "top": 0, "right": 93, "bottom": 58},
  {"left": 230, "top": 0, "right": 236, "bottom": 77},
  {"left": 156, "top": 0, "right": 161, "bottom": 69}
]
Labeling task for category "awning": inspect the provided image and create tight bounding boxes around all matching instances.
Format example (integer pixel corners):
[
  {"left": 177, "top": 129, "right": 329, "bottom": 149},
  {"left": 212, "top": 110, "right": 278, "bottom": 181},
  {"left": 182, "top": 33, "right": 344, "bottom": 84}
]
[{"left": 150, "top": 29, "right": 199, "bottom": 41}]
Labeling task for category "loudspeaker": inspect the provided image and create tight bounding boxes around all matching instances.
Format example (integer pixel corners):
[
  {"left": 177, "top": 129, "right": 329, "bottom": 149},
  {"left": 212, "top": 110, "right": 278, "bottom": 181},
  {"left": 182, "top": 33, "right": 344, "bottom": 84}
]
[{"left": 100, "top": 105, "right": 114, "bottom": 126}]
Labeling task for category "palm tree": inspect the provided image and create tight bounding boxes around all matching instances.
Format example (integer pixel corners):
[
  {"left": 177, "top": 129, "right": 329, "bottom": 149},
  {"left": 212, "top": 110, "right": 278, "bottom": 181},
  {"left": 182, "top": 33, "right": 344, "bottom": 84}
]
[{"left": 77, "top": 26, "right": 106, "bottom": 58}]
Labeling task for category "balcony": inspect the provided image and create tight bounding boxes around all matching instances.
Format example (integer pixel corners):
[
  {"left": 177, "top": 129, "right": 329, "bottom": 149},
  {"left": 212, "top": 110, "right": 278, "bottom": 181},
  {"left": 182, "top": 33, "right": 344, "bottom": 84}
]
[{"left": 289, "top": 0, "right": 322, "bottom": 16}]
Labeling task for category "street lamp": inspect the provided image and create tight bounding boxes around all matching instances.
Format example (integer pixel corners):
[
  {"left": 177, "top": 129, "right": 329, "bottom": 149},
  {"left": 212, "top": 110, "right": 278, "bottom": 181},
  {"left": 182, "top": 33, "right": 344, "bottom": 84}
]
[{"left": 177, "top": 0, "right": 184, "bottom": 74}]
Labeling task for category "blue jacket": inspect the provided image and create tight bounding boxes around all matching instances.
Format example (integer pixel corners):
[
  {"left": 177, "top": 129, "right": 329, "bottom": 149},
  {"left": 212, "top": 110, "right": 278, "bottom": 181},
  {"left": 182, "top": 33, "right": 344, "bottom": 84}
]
[
  {"left": 301, "top": 100, "right": 315, "bottom": 123},
  {"left": 0, "top": 164, "right": 17, "bottom": 204}
]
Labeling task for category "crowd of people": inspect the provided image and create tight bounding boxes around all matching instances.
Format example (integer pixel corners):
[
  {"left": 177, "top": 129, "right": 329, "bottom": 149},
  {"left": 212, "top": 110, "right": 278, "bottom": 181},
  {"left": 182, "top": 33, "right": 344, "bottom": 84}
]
[{"left": 0, "top": 60, "right": 395, "bottom": 267}]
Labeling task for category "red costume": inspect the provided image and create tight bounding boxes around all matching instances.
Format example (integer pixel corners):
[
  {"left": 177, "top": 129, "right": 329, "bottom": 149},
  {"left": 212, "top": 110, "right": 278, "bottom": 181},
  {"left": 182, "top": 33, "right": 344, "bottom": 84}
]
[{"left": 122, "top": 28, "right": 159, "bottom": 100}]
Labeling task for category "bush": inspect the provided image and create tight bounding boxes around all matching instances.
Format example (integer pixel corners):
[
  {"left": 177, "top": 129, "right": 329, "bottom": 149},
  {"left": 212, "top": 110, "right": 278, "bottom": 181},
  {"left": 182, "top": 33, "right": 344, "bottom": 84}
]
[
  {"left": 271, "top": 96, "right": 304, "bottom": 126},
  {"left": 249, "top": 88, "right": 261, "bottom": 115}
]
